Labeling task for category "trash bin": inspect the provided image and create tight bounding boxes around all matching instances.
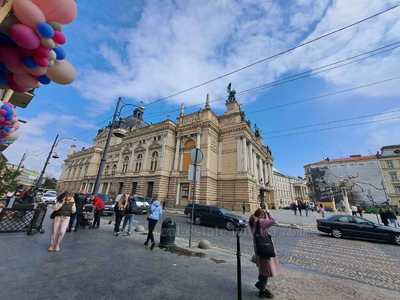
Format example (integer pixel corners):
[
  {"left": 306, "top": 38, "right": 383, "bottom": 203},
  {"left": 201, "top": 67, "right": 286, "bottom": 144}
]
[{"left": 159, "top": 217, "right": 176, "bottom": 248}]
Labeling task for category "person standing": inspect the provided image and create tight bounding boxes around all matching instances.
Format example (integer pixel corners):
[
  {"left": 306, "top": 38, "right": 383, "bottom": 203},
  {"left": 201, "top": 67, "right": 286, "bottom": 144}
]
[
  {"left": 298, "top": 200, "right": 303, "bottom": 216},
  {"left": 351, "top": 205, "right": 357, "bottom": 216},
  {"left": 292, "top": 201, "right": 298, "bottom": 216},
  {"left": 249, "top": 208, "right": 280, "bottom": 299},
  {"left": 387, "top": 209, "right": 398, "bottom": 228},
  {"left": 144, "top": 199, "right": 163, "bottom": 250},
  {"left": 319, "top": 203, "right": 325, "bottom": 218},
  {"left": 48, "top": 192, "right": 76, "bottom": 252},
  {"left": 380, "top": 208, "right": 389, "bottom": 226},
  {"left": 357, "top": 206, "right": 363, "bottom": 218},
  {"left": 92, "top": 195, "right": 105, "bottom": 229},
  {"left": 122, "top": 196, "right": 135, "bottom": 235},
  {"left": 113, "top": 194, "right": 128, "bottom": 236},
  {"left": 242, "top": 201, "right": 246, "bottom": 215},
  {"left": 304, "top": 201, "right": 309, "bottom": 217}
]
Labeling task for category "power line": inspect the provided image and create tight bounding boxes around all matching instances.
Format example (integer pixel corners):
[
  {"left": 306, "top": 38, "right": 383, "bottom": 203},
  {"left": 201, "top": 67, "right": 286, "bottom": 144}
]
[
  {"left": 146, "top": 43, "right": 400, "bottom": 119},
  {"left": 265, "top": 115, "right": 400, "bottom": 139},
  {"left": 144, "top": 4, "right": 400, "bottom": 107},
  {"left": 263, "top": 108, "right": 400, "bottom": 134}
]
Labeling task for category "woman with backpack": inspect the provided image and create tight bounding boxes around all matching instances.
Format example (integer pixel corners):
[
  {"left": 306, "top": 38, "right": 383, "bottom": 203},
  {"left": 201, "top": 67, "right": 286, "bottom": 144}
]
[
  {"left": 48, "top": 192, "right": 76, "bottom": 252},
  {"left": 249, "top": 208, "right": 281, "bottom": 299},
  {"left": 113, "top": 194, "right": 128, "bottom": 236},
  {"left": 122, "top": 196, "right": 135, "bottom": 235}
]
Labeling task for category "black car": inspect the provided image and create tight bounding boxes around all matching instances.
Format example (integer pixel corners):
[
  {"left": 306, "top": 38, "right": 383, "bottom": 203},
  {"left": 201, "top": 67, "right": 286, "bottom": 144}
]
[
  {"left": 317, "top": 215, "right": 400, "bottom": 245},
  {"left": 190, "top": 205, "right": 248, "bottom": 231},
  {"left": 130, "top": 196, "right": 150, "bottom": 215},
  {"left": 184, "top": 203, "right": 209, "bottom": 216}
]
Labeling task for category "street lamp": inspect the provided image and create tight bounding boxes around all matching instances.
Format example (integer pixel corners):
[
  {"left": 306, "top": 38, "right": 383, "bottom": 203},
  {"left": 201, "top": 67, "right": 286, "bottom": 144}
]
[
  {"left": 34, "top": 135, "right": 76, "bottom": 190},
  {"left": 92, "top": 97, "right": 144, "bottom": 195}
]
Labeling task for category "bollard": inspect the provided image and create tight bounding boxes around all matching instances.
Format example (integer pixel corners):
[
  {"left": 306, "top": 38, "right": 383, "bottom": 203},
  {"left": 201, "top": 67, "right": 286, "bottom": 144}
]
[{"left": 159, "top": 217, "right": 176, "bottom": 248}]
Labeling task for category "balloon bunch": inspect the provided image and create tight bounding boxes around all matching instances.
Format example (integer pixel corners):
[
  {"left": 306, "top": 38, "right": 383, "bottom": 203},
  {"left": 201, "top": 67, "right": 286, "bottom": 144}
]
[
  {"left": 0, "top": 0, "right": 77, "bottom": 93},
  {"left": 0, "top": 101, "right": 19, "bottom": 145}
]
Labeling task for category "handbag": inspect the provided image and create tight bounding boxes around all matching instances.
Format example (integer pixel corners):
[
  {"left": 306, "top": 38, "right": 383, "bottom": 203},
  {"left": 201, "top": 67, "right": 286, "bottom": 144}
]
[
  {"left": 253, "top": 220, "right": 276, "bottom": 258},
  {"left": 50, "top": 210, "right": 59, "bottom": 219}
]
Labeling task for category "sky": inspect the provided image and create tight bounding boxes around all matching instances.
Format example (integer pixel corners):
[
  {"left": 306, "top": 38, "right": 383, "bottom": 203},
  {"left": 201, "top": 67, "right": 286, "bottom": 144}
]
[{"left": 4, "top": 0, "right": 400, "bottom": 178}]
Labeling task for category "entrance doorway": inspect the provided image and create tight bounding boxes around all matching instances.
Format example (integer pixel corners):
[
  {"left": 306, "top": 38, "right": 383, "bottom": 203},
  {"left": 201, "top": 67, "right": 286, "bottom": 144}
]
[
  {"left": 180, "top": 183, "right": 190, "bottom": 205},
  {"left": 147, "top": 182, "right": 154, "bottom": 198}
]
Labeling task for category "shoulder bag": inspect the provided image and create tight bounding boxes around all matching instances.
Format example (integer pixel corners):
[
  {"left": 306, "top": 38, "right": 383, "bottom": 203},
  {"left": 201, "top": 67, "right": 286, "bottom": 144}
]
[{"left": 253, "top": 220, "right": 276, "bottom": 258}]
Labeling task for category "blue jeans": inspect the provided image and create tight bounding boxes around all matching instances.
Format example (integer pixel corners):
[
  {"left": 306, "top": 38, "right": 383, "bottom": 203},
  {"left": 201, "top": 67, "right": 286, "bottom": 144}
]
[{"left": 122, "top": 214, "right": 134, "bottom": 233}]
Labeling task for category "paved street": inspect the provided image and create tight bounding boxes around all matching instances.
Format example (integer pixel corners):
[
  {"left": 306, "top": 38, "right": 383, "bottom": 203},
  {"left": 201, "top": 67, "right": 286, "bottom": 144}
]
[{"left": 129, "top": 211, "right": 400, "bottom": 292}]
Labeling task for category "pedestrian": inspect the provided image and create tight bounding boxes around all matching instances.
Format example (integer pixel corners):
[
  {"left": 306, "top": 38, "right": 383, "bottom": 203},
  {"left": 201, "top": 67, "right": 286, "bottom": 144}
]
[
  {"left": 357, "top": 206, "right": 363, "bottom": 218},
  {"left": 380, "top": 208, "right": 389, "bottom": 226},
  {"left": 242, "top": 201, "right": 246, "bottom": 215},
  {"left": 144, "top": 199, "right": 163, "bottom": 250},
  {"left": 351, "top": 205, "right": 357, "bottom": 216},
  {"left": 249, "top": 208, "right": 280, "bottom": 299},
  {"left": 48, "top": 192, "right": 76, "bottom": 252},
  {"left": 67, "top": 193, "right": 79, "bottom": 232},
  {"left": 122, "top": 196, "right": 135, "bottom": 235},
  {"left": 304, "top": 201, "right": 309, "bottom": 217},
  {"left": 387, "top": 209, "right": 398, "bottom": 228},
  {"left": 319, "top": 203, "right": 325, "bottom": 218},
  {"left": 92, "top": 195, "right": 105, "bottom": 229},
  {"left": 292, "top": 201, "right": 298, "bottom": 216},
  {"left": 298, "top": 200, "right": 303, "bottom": 216},
  {"left": 113, "top": 194, "right": 128, "bottom": 236}
]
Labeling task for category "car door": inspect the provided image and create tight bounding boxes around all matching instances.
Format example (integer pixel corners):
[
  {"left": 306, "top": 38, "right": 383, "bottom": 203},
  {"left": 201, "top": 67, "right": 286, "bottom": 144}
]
[
  {"left": 206, "top": 207, "right": 222, "bottom": 227},
  {"left": 333, "top": 216, "right": 357, "bottom": 236},
  {"left": 352, "top": 217, "right": 390, "bottom": 241}
]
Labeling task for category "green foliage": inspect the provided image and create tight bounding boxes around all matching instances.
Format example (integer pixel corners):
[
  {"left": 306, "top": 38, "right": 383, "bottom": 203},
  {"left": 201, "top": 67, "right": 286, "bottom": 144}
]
[
  {"left": 0, "top": 160, "right": 21, "bottom": 196},
  {"left": 42, "top": 177, "right": 57, "bottom": 190}
]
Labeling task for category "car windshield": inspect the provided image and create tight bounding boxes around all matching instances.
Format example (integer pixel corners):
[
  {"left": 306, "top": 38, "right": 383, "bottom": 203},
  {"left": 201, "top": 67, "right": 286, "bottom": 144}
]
[
  {"left": 43, "top": 192, "right": 56, "bottom": 197},
  {"left": 135, "top": 197, "right": 146, "bottom": 202},
  {"left": 219, "top": 208, "right": 232, "bottom": 215}
]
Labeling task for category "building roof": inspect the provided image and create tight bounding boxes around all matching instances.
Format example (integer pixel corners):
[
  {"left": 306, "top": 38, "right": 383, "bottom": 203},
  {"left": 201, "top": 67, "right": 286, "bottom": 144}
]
[
  {"left": 381, "top": 144, "right": 400, "bottom": 150},
  {"left": 304, "top": 154, "right": 378, "bottom": 168}
]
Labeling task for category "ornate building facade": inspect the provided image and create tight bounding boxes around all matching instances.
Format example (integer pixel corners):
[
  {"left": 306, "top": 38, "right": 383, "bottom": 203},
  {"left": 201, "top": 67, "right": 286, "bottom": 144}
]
[{"left": 58, "top": 90, "right": 275, "bottom": 211}]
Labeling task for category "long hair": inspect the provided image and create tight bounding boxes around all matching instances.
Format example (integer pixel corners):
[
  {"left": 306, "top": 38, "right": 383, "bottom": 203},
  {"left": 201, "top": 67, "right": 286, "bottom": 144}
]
[{"left": 249, "top": 208, "right": 266, "bottom": 228}]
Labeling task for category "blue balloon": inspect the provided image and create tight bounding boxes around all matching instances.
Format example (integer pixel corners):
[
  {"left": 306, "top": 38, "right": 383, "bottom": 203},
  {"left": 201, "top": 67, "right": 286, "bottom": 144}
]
[
  {"left": 37, "top": 22, "right": 55, "bottom": 39},
  {"left": 53, "top": 47, "right": 66, "bottom": 60},
  {"left": 23, "top": 57, "right": 37, "bottom": 69},
  {"left": 38, "top": 75, "right": 51, "bottom": 85}
]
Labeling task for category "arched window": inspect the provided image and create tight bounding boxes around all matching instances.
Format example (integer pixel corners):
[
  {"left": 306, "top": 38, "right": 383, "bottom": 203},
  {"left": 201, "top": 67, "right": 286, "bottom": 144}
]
[
  {"left": 135, "top": 154, "right": 143, "bottom": 172},
  {"left": 182, "top": 139, "right": 196, "bottom": 172},
  {"left": 112, "top": 164, "right": 117, "bottom": 176},
  {"left": 105, "top": 165, "right": 110, "bottom": 176},
  {"left": 150, "top": 151, "right": 158, "bottom": 171},
  {"left": 72, "top": 167, "right": 77, "bottom": 178},
  {"left": 122, "top": 156, "right": 129, "bottom": 173}
]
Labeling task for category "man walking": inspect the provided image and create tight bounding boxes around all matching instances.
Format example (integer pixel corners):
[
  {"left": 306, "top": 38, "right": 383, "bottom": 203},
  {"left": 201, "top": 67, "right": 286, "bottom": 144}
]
[
  {"left": 144, "top": 199, "right": 163, "bottom": 250},
  {"left": 351, "top": 205, "right": 357, "bottom": 216}
]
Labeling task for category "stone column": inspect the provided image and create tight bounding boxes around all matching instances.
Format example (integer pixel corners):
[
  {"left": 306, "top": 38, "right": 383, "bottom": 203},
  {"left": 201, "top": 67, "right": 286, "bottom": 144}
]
[
  {"left": 174, "top": 136, "right": 180, "bottom": 171},
  {"left": 236, "top": 138, "right": 242, "bottom": 172},
  {"left": 242, "top": 138, "right": 248, "bottom": 172},
  {"left": 253, "top": 152, "right": 258, "bottom": 181},
  {"left": 143, "top": 146, "right": 149, "bottom": 170},
  {"left": 259, "top": 158, "right": 265, "bottom": 184},
  {"left": 196, "top": 132, "right": 201, "bottom": 149},
  {"left": 249, "top": 143, "right": 254, "bottom": 174},
  {"left": 263, "top": 162, "right": 268, "bottom": 184}
]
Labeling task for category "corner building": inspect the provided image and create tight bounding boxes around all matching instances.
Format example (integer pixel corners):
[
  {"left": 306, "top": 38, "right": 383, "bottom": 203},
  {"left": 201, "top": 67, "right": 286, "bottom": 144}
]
[{"left": 58, "top": 95, "right": 275, "bottom": 211}]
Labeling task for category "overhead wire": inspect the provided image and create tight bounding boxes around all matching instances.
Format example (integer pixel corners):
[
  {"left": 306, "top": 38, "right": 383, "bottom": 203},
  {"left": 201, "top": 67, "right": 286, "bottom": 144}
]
[{"left": 143, "top": 4, "right": 400, "bottom": 107}]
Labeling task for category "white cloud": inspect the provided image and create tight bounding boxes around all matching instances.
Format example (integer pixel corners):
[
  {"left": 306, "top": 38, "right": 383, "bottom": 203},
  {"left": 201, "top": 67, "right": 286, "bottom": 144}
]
[{"left": 4, "top": 113, "right": 93, "bottom": 178}]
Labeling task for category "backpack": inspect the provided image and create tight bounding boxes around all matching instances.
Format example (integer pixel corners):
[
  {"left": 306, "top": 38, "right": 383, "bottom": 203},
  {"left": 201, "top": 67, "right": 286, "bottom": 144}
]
[{"left": 126, "top": 198, "right": 135, "bottom": 214}]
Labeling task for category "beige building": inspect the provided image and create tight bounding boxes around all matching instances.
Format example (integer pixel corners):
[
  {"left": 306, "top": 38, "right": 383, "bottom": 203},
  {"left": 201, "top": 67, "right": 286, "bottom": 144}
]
[
  {"left": 58, "top": 90, "right": 275, "bottom": 211},
  {"left": 379, "top": 145, "right": 400, "bottom": 207},
  {"left": 273, "top": 171, "right": 308, "bottom": 208}
]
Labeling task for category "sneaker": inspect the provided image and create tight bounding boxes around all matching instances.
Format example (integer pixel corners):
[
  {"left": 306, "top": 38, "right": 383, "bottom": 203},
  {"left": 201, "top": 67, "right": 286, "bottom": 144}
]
[
  {"left": 255, "top": 282, "right": 264, "bottom": 290},
  {"left": 259, "top": 289, "right": 274, "bottom": 299},
  {"left": 150, "top": 243, "right": 156, "bottom": 250},
  {"left": 144, "top": 241, "right": 148, "bottom": 247}
]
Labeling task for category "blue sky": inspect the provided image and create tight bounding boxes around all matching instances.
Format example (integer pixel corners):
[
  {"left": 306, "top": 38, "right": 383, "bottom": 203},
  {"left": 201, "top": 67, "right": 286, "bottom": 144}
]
[{"left": 5, "top": 0, "right": 400, "bottom": 177}]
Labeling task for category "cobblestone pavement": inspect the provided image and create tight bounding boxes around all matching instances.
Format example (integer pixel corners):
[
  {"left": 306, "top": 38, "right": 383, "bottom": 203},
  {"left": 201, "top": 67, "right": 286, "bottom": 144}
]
[{"left": 132, "top": 213, "right": 400, "bottom": 292}]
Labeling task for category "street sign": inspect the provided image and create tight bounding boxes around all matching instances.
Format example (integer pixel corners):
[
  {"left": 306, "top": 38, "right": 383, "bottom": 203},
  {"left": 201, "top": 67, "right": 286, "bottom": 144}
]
[
  {"left": 190, "top": 148, "right": 203, "bottom": 165},
  {"left": 188, "top": 165, "right": 201, "bottom": 183}
]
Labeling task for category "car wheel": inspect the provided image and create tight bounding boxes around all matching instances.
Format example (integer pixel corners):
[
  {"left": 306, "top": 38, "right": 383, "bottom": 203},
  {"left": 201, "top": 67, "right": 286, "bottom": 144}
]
[
  {"left": 332, "top": 229, "right": 343, "bottom": 239},
  {"left": 225, "top": 221, "right": 235, "bottom": 231},
  {"left": 194, "top": 216, "right": 201, "bottom": 225},
  {"left": 394, "top": 235, "right": 400, "bottom": 246}
]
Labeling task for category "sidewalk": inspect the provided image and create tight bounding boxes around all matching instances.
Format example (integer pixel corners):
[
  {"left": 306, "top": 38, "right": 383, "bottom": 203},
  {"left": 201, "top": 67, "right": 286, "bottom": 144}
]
[{"left": 0, "top": 217, "right": 399, "bottom": 300}]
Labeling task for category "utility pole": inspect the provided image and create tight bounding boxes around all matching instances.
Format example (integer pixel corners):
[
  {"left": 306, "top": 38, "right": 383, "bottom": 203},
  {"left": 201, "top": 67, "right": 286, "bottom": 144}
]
[
  {"left": 16, "top": 152, "right": 26, "bottom": 172},
  {"left": 35, "top": 134, "right": 59, "bottom": 189},
  {"left": 92, "top": 97, "right": 122, "bottom": 195}
]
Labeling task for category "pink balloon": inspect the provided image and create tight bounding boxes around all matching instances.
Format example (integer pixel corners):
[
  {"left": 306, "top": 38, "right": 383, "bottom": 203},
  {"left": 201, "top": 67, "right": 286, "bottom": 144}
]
[
  {"left": 12, "top": 0, "right": 46, "bottom": 29},
  {"left": 0, "top": 45, "right": 21, "bottom": 67},
  {"left": 33, "top": 46, "right": 50, "bottom": 58},
  {"left": 27, "top": 65, "right": 47, "bottom": 76},
  {"left": 32, "top": 0, "right": 77, "bottom": 25},
  {"left": 53, "top": 31, "right": 66, "bottom": 44},
  {"left": 18, "top": 47, "right": 34, "bottom": 57},
  {"left": 13, "top": 73, "right": 39, "bottom": 89},
  {"left": 7, "top": 76, "right": 30, "bottom": 93},
  {"left": 9, "top": 24, "right": 40, "bottom": 50}
]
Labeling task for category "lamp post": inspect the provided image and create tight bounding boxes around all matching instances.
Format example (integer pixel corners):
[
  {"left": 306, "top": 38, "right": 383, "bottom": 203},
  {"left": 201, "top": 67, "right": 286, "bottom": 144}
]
[
  {"left": 92, "top": 97, "right": 144, "bottom": 195},
  {"left": 34, "top": 134, "right": 76, "bottom": 189}
]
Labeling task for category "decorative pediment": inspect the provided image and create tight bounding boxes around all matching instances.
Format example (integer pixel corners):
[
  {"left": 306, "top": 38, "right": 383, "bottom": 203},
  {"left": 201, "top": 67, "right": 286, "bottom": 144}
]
[
  {"left": 149, "top": 141, "right": 162, "bottom": 150},
  {"left": 134, "top": 145, "right": 146, "bottom": 153}
]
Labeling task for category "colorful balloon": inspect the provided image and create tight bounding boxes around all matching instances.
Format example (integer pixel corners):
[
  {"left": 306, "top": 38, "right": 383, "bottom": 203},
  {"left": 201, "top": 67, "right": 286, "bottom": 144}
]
[
  {"left": 46, "top": 59, "right": 76, "bottom": 84},
  {"left": 53, "top": 31, "right": 66, "bottom": 44},
  {"left": 36, "top": 22, "right": 55, "bottom": 38},
  {"left": 53, "top": 47, "right": 66, "bottom": 60},
  {"left": 9, "top": 24, "right": 40, "bottom": 50},
  {"left": 13, "top": 73, "right": 39, "bottom": 89},
  {"left": 33, "top": 46, "right": 50, "bottom": 58},
  {"left": 12, "top": 0, "right": 46, "bottom": 29},
  {"left": 33, "top": 55, "right": 49, "bottom": 67},
  {"left": 7, "top": 76, "right": 29, "bottom": 93},
  {"left": 32, "top": 0, "right": 77, "bottom": 25},
  {"left": 23, "top": 57, "right": 38, "bottom": 69},
  {"left": 41, "top": 37, "right": 56, "bottom": 49},
  {"left": 0, "top": 32, "right": 14, "bottom": 45},
  {"left": 38, "top": 74, "right": 51, "bottom": 84},
  {"left": 49, "top": 22, "right": 62, "bottom": 32},
  {"left": 27, "top": 65, "right": 47, "bottom": 76}
]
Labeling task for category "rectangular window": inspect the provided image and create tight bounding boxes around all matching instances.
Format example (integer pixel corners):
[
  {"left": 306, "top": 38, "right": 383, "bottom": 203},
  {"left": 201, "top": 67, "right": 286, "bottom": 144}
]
[
  {"left": 131, "top": 182, "right": 138, "bottom": 195},
  {"left": 387, "top": 160, "right": 394, "bottom": 169},
  {"left": 147, "top": 182, "right": 154, "bottom": 198},
  {"left": 389, "top": 172, "right": 399, "bottom": 182},
  {"left": 118, "top": 182, "right": 124, "bottom": 194}
]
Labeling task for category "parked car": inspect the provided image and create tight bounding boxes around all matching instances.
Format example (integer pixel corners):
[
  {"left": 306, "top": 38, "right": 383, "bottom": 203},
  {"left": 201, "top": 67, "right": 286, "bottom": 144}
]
[
  {"left": 184, "top": 203, "right": 209, "bottom": 216},
  {"left": 317, "top": 215, "right": 400, "bottom": 245},
  {"left": 41, "top": 191, "right": 57, "bottom": 205},
  {"left": 188, "top": 204, "right": 248, "bottom": 231},
  {"left": 130, "top": 196, "right": 150, "bottom": 214}
]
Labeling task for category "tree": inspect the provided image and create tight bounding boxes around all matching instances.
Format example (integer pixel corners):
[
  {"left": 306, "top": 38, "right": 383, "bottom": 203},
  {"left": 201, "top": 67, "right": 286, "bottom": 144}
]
[
  {"left": 42, "top": 177, "right": 57, "bottom": 190},
  {"left": 0, "top": 160, "right": 21, "bottom": 196}
]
